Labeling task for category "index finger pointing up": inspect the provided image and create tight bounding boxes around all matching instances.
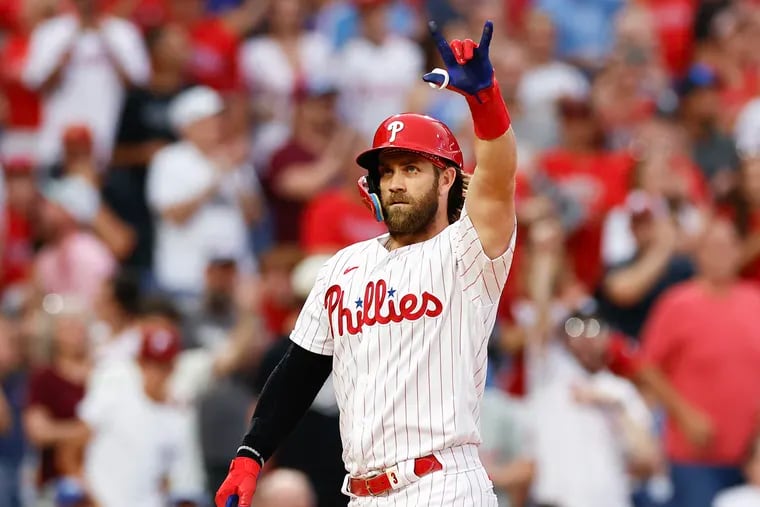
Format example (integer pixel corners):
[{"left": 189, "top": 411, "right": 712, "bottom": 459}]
[{"left": 428, "top": 21, "right": 458, "bottom": 68}]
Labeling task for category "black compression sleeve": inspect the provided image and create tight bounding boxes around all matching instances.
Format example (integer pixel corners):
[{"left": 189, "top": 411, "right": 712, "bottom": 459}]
[{"left": 236, "top": 341, "right": 332, "bottom": 464}]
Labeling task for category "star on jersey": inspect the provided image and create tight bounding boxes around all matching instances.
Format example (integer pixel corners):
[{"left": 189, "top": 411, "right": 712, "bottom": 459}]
[
  {"left": 388, "top": 288, "right": 396, "bottom": 298},
  {"left": 355, "top": 298, "right": 363, "bottom": 308}
]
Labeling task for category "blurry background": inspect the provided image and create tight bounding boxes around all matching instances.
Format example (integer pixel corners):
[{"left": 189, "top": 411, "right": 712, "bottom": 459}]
[{"left": 1, "top": 0, "right": 760, "bottom": 506}]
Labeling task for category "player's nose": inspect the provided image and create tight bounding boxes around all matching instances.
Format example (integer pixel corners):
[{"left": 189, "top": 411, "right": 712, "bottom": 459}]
[{"left": 386, "top": 170, "right": 407, "bottom": 193}]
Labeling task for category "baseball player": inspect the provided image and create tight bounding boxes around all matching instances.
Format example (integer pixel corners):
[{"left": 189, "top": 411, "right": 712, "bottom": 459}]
[{"left": 216, "top": 20, "right": 517, "bottom": 506}]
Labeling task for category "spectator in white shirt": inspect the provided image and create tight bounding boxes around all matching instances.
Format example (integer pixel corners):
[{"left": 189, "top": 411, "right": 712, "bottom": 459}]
[
  {"left": 72, "top": 324, "right": 205, "bottom": 507},
  {"left": 238, "top": 0, "right": 333, "bottom": 170},
  {"left": 90, "top": 270, "right": 143, "bottom": 366},
  {"left": 713, "top": 435, "right": 760, "bottom": 507},
  {"left": 336, "top": 0, "right": 423, "bottom": 141},
  {"left": 516, "top": 9, "right": 590, "bottom": 151},
  {"left": 147, "top": 86, "right": 260, "bottom": 300},
  {"left": 526, "top": 298, "right": 660, "bottom": 507},
  {"left": 22, "top": 0, "right": 150, "bottom": 170}
]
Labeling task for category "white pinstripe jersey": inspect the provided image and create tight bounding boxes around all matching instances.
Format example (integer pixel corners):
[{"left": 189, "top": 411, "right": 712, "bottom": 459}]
[{"left": 290, "top": 205, "right": 516, "bottom": 476}]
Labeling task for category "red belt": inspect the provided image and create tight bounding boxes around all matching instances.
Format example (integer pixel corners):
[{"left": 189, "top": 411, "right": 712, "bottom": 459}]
[{"left": 348, "top": 454, "right": 443, "bottom": 497}]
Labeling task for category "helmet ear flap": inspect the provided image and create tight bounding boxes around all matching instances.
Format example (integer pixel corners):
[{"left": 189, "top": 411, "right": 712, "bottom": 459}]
[{"left": 367, "top": 169, "right": 381, "bottom": 194}]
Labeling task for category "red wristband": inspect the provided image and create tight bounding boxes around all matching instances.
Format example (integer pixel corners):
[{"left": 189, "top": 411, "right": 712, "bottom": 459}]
[{"left": 465, "top": 78, "right": 511, "bottom": 141}]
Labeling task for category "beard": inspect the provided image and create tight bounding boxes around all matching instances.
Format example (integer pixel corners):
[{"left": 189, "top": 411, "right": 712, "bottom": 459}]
[{"left": 381, "top": 178, "right": 440, "bottom": 237}]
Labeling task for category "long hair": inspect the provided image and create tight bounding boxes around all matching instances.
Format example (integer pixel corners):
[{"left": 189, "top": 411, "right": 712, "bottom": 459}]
[{"left": 447, "top": 168, "right": 468, "bottom": 224}]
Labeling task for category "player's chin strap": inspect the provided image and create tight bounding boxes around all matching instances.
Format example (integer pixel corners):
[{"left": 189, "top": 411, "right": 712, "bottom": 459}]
[{"left": 358, "top": 175, "right": 384, "bottom": 222}]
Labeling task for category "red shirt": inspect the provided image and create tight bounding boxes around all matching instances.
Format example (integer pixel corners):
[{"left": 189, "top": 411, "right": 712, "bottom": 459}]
[
  {"left": 187, "top": 18, "right": 241, "bottom": 92},
  {"left": 0, "top": 0, "right": 21, "bottom": 32},
  {"left": 265, "top": 140, "right": 318, "bottom": 244},
  {"left": 539, "top": 149, "right": 632, "bottom": 288},
  {"left": 26, "top": 368, "right": 86, "bottom": 485},
  {"left": 641, "top": 0, "right": 697, "bottom": 76},
  {"left": 0, "top": 33, "right": 41, "bottom": 128},
  {"left": 300, "top": 188, "right": 388, "bottom": 254},
  {"left": 642, "top": 280, "right": 760, "bottom": 464}
]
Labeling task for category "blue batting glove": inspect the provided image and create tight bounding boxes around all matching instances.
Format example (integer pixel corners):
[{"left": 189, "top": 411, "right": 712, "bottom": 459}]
[{"left": 422, "top": 20, "right": 495, "bottom": 98}]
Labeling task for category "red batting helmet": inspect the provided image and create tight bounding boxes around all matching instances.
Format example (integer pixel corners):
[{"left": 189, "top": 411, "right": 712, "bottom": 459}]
[{"left": 356, "top": 113, "right": 464, "bottom": 172}]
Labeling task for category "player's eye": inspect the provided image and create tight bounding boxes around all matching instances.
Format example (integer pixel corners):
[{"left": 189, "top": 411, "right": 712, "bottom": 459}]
[{"left": 404, "top": 165, "right": 420, "bottom": 173}]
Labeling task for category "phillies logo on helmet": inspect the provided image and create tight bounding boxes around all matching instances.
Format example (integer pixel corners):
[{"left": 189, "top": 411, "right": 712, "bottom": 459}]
[
  {"left": 324, "top": 279, "right": 443, "bottom": 336},
  {"left": 387, "top": 120, "right": 405, "bottom": 143}
]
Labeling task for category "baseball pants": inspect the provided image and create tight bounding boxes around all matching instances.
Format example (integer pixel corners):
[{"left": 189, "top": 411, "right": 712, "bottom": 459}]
[{"left": 347, "top": 445, "right": 498, "bottom": 507}]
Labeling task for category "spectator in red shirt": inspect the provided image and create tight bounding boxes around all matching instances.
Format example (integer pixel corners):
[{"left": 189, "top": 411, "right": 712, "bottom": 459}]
[
  {"left": 23, "top": 299, "right": 90, "bottom": 498},
  {"left": 263, "top": 82, "right": 358, "bottom": 245},
  {"left": 1, "top": 159, "right": 39, "bottom": 305},
  {"left": 537, "top": 96, "right": 632, "bottom": 289},
  {"left": 0, "top": 0, "right": 57, "bottom": 162},
  {"left": 640, "top": 217, "right": 760, "bottom": 507},
  {"left": 169, "top": 0, "right": 266, "bottom": 93}
]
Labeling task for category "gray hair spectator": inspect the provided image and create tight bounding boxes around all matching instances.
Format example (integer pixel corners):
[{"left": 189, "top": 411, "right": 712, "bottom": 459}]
[{"left": 252, "top": 469, "right": 317, "bottom": 507}]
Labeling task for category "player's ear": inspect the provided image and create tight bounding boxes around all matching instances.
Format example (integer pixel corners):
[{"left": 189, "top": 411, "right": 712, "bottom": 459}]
[{"left": 439, "top": 166, "right": 457, "bottom": 196}]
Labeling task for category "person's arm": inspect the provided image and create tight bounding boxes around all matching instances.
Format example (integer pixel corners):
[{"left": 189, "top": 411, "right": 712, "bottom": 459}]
[
  {"left": 488, "top": 459, "right": 534, "bottom": 503},
  {"left": 111, "top": 140, "right": 168, "bottom": 168},
  {"left": 274, "top": 130, "right": 357, "bottom": 201},
  {"left": 97, "top": 18, "right": 150, "bottom": 87},
  {"left": 90, "top": 206, "right": 137, "bottom": 261},
  {"left": 423, "top": 21, "right": 516, "bottom": 259},
  {"left": 603, "top": 219, "right": 676, "bottom": 306},
  {"left": 237, "top": 342, "right": 332, "bottom": 462},
  {"left": 633, "top": 365, "right": 714, "bottom": 450},
  {"left": 147, "top": 152, "right": 222, "bottom": 225},
  {"left": 23, "top": 406, "right": 90, "bottom": 447},
  {"left": 221, "top": 0, "right": 271, "bottom": 38},
  {"left": 23, "top": 20, "right": 78, "bottom": 93}
]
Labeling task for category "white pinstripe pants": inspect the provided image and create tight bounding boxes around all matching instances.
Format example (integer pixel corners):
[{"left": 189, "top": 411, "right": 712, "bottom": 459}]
[{"left": 347, "top": 446, "right": 498, "bottom": 507}]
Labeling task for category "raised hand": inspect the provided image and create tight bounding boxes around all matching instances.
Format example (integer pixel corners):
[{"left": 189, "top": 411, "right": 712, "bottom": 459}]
[{"left": 422, "top": 20, "right": 495, "bottom": 99}]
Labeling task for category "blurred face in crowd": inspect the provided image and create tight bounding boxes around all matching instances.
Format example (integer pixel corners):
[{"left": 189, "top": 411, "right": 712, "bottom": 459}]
[
  {"left": 563, "top": 316, "right": 610, "bottom": 373},
  {"left": 181, "top": 114, "right": 223, "bottom": 152},
  {"left": 5, "top": 172, "right": 37, "bottom": 214},
  {"left": 525, "top": 10, "right": 555, "bottom": 62},
  {"left": 71, "top": 0, "right": 100, "bottom": 17},
  {"left": 741, "top": 157, "right": 760, "bottom": 207},
  {"left": 269, "top": 0, "right": 304, "bottom": 35},
  {"left": 255, "top": 470, "right": 316, "bottom": 507},
  {"left": 377, "top": 152, "right": 454, "bottom": 237},
  {"left": 297, "top": 94, "right": 337, "bottom": 135},
  {"left": 21, "top": 0, "right": 58, "bottom": 28},
  {"left": 360, "top": 3, "right": 387, "bottom": 45},
  {"left": 52, "top": 314, "right": 89, "bottom": 360},
  {"left": 151, "top": 24, "right": 191, "bottom": 74},
  {"left": 492, "top": 41, "right": 527, "bottom": 100},
  {"left": 696, "top": 218, "right": 741, "bottom": 284},
  {"left": 559, "top": 100, "right": 600, "bottom": 150},
  {"left": 682, "top": 87, "right": 720, "bottom": 126},
  {"left": 140, "top": 356, "right": 175, "bottom": 402},
  {"left": 204, "top": 261, "right": 237, "bottom": 312}
]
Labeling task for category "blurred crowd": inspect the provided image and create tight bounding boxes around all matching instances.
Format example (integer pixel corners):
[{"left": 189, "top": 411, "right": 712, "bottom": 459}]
[{"left": 1, "top": 0, "right": 760, "bottom": 507}]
